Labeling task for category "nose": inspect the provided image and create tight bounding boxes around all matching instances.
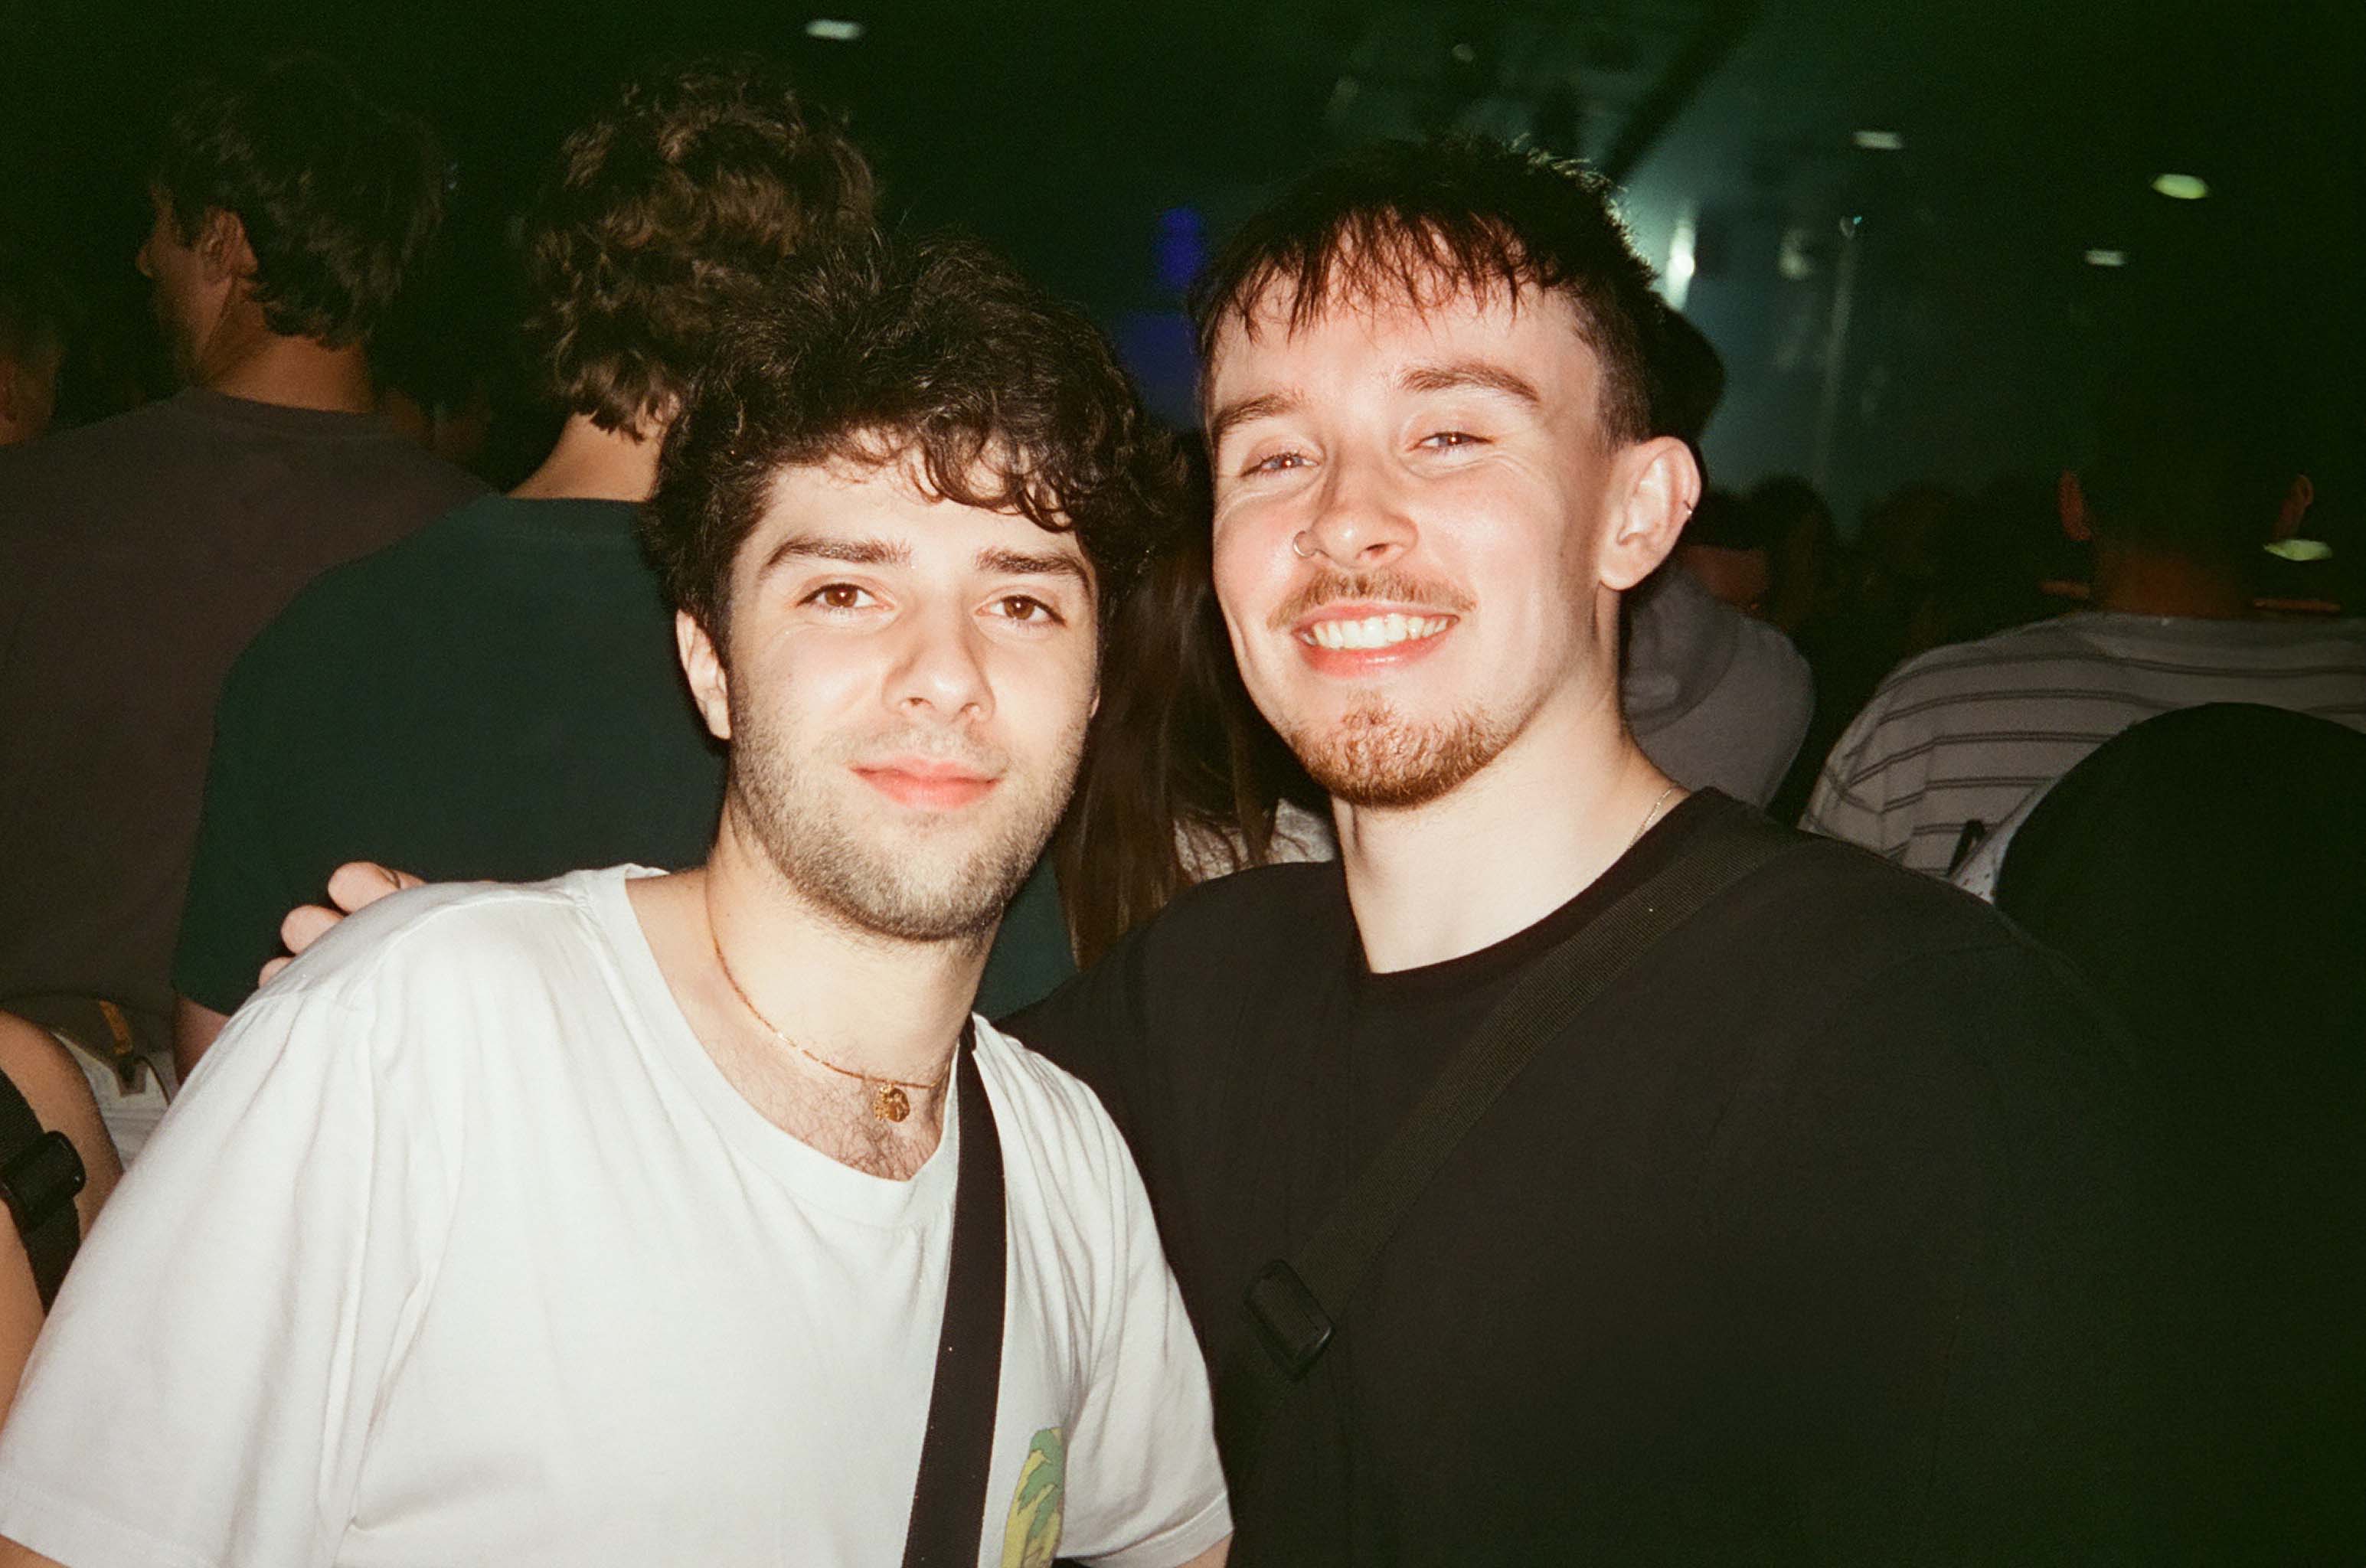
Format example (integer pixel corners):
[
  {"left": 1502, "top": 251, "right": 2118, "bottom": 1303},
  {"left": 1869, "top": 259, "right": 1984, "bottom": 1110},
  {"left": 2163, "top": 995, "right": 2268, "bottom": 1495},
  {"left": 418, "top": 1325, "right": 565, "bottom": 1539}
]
[
  {"left": 887, "top": 603, "right": 993, "bottom": 724},
  {"left": 1297, "top": 452, "right": 1417, "bottom": 571}
]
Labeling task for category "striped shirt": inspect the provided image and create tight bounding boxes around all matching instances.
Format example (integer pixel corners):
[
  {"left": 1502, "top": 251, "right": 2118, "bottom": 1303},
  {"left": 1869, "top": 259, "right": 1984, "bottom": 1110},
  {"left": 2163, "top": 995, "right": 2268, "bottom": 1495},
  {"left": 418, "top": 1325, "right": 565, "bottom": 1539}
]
[{"left": 1803, "top": 611, "right": 2366, "bottom": 874}]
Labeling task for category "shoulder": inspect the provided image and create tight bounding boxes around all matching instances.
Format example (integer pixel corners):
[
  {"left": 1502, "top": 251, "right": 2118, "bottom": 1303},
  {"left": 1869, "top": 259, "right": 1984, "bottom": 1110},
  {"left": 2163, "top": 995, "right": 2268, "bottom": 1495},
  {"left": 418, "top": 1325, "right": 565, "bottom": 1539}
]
[
  {"left": 1870, "top": 619, "right": 2086, "bottom": 704},
  {"left": 1718, "top": 821, "right": 2120, "bottom": 1063},
  {"left": 259, "top": 871, "right": 617, "bottom": 1014}
]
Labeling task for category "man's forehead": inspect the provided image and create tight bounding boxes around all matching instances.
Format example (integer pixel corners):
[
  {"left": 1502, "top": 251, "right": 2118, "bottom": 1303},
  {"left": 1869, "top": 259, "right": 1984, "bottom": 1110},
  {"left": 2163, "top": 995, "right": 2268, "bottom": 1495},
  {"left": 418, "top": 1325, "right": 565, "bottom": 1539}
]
[
  {"left": 750, "top": 459, "right": 1092, "bottom": 575},
  {"left": 1204, "top": 283, "right": 1597, "bottom": 410}
]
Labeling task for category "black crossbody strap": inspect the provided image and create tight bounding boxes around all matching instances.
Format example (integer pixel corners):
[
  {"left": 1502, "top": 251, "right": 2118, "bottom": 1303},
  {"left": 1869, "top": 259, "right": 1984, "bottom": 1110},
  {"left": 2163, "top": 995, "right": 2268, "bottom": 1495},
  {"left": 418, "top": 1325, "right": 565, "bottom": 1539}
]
[
  {"left": 900, "top": 1022, "right": 1008, "bottom": 1568},
  {"left": 0, "top": 1063, "right": 87, "bottom": 1312},
  {"left": 1214, "top": 808, "right": 1802, "bottom": 1482}
]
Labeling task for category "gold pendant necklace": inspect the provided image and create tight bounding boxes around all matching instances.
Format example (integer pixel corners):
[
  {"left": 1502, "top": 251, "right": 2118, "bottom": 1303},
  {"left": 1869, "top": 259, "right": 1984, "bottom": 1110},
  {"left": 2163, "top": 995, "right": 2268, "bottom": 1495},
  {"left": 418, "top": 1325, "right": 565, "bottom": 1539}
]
[{"left": 708, "top": 915, "right": 949, "bottom": 1123}]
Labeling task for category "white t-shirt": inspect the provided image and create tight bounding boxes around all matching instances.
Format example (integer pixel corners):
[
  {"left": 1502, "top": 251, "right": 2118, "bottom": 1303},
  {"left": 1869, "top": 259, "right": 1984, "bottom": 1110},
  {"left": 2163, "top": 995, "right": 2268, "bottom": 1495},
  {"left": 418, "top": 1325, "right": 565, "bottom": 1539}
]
[{"left": 0, "top": 868, "right": 1229, "bottom": 1568}]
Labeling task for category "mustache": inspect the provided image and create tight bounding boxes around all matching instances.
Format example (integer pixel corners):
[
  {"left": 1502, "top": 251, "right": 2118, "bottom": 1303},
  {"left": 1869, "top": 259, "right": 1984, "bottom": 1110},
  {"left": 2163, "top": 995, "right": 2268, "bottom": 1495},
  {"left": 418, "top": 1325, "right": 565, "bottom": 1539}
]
[
  {"left": 841, "top": 725, "right": 1011, "bottom": 779},
  {"left": 1267, "top": 566, "right": 1475, "bottom": 632}
]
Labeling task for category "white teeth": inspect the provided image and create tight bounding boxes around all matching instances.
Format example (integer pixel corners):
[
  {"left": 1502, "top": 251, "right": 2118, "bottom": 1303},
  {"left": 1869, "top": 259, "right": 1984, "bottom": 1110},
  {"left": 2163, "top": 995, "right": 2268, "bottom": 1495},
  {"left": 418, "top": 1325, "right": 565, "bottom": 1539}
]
[{"left": 1305, "top": 614, "right": 1451, "bottom": 650}]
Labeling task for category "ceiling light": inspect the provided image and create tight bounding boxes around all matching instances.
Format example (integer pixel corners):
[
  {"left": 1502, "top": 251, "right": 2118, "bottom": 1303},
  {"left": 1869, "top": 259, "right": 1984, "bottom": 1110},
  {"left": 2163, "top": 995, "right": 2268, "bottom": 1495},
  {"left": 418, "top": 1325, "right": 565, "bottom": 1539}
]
[
  {"left": 2083, "top": 248, "right": 2128, "bottom": 268},
  {"left": 2151, "top": 172, "right": 2208, "bottom": 201},
  {"left": 1851, "top": 129, "right": 1904, "bottom": 152},
  {"left": 805, "top": 18, "right": 864, "bottom": 41}
]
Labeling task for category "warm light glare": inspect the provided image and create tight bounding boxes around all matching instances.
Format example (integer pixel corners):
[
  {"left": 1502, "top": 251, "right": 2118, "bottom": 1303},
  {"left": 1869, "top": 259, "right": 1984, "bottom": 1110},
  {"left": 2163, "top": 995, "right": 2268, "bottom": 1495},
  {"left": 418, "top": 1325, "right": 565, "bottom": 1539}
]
[
  {"left": 805, "top": 18, "right": 864, "bottom": 41},
  {"left": 2266, "top": 538, "right": 2333, "bottom": 563},
  {"left": 1851, "top": 129, "right": 1905, "bottom": 151},
  {"left": 2152, "top": 172, "right": 2209, "bottom": 201},
  {"left": 2084, "top": 249, "right": 2128, "bottom": 268}
]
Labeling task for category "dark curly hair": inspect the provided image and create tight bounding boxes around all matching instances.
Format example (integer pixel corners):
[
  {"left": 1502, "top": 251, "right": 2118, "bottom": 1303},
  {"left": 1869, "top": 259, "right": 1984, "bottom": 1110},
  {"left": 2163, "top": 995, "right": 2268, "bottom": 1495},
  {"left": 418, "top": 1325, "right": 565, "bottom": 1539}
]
[
  {"left": 645, "top": 234, "right": 1186, "bottom": 646},
  {"left": 1190, "top": 136, "right": 1662, "bottom": 448},
  {"left": 521, "top": 59, "right": 875, "bottom": 433},
  {"left": 151, "top": 54, "right": 441, "bottom": 348}
]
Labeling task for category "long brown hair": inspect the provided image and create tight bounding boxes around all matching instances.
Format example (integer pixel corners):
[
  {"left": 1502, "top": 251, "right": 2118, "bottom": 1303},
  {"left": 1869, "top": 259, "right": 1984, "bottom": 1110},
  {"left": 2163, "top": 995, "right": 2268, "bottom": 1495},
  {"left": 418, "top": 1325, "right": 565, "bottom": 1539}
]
[{"left": 1055, "top": 514, "right": 1319, "bottom": 969}]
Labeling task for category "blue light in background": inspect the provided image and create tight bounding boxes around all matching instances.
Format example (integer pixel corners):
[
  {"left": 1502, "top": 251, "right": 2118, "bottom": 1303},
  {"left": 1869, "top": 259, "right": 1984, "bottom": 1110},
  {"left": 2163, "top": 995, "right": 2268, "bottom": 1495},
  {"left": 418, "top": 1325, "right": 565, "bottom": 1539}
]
[{"left": 1155, "top": 207, "right": 1208, "bottom": 296}]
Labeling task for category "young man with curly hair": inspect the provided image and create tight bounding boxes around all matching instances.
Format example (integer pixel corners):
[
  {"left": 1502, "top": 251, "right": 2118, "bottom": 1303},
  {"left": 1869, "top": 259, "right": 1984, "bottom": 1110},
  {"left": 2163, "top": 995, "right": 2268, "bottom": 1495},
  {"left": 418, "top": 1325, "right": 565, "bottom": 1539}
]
[
  {"left": 169, "top": 60, "right": 885, "bottom": 1075},
  {"left": 0, "top": 236, "right": 1232, "bottom": 1568},
  {"left": 0, "top": 54, "right": 482, "bottom": 1126}
]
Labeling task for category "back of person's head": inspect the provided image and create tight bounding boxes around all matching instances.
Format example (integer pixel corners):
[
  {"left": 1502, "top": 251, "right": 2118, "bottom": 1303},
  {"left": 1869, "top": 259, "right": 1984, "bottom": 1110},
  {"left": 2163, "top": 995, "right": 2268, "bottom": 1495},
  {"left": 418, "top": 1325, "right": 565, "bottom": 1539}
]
[
  {"left": 150, "top": 53, "right": 442, "bottom": 348},
  {"left": 1997, "top": 703, "right": 2366, "bottom": 1099},
  {"left": 521, "top": 57, "right": 876, "bottom": 435},
  {"left": 645, "top": 234, "right": 1185, "bottom": 648},
  {"left": 1188, "top": 135, "right": 1663, "bottom": 449},
  {"left": 2079, "top": 373, "right": 2304, "bottom": 565},
  {"left": 0, "top": 246, "right": 74, "bottom": 443}
]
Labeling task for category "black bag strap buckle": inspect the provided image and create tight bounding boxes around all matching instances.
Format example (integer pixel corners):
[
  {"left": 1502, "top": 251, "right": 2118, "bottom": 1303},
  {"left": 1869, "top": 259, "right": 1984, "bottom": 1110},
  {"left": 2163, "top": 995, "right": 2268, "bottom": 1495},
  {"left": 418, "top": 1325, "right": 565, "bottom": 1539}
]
[
  {"left": 1, "top": 1130, "right": 85, "bottom": 1231},
  {"left": 1244, "top": 1259, "right": 1334, "bottom": 1380}
]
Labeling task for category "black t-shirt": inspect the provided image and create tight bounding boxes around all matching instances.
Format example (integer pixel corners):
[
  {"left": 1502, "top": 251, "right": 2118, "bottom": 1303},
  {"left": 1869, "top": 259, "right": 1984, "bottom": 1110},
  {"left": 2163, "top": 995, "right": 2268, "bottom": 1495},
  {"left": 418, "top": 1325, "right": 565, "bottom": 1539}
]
[
  {"left": 1011, "top": 792, "right": 2152, "bottom": 1564},
  {"left": 0, "top": 390, "right": 488, "bottom": 1031},
  {"left": 174, "top": 495, "right": 724, "bottom": 1014}
]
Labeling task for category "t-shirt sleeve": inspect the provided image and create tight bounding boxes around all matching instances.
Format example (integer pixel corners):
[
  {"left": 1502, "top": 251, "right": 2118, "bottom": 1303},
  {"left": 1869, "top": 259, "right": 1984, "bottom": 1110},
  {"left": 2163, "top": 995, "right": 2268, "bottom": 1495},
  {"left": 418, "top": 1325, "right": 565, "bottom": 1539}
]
[
  {"left": 1799, "top": 677, "right": 1910, "bottom": 854},
  {"left": 0, "top": 971, "right": 458, "bottom": 1568},
  {"left": 1736, "top": 939, "right": 2156, "bottom": 1558},
  {"left": 173, "top": 647, "right": 306, "bottom": 1015},
  {"left": 1055, "top": 1108, "right": 1231, "bottom": 1568}
]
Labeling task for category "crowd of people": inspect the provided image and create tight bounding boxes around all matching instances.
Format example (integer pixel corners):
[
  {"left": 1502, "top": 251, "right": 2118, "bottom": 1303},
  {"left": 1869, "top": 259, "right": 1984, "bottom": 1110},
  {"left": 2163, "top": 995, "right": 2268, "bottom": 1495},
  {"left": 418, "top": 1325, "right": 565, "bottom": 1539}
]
[{"left": 0, "top": 46, "right": 2358, "bottom": 1567}]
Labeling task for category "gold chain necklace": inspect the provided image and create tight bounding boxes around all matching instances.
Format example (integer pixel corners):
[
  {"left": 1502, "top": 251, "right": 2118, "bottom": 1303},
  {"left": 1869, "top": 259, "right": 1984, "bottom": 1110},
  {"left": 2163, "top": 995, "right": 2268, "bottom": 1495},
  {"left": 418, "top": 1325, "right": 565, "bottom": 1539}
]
[{"left": 707, "top": 920, "right": 949, "bottom": 1123}]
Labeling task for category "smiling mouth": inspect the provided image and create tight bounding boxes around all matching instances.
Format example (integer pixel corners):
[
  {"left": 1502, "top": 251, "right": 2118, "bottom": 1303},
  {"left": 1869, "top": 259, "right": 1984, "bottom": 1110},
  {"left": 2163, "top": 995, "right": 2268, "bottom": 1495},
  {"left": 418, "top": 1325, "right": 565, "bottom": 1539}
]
[{"left": 1299, "top": 612, "right": 1456, "bottom": 652}]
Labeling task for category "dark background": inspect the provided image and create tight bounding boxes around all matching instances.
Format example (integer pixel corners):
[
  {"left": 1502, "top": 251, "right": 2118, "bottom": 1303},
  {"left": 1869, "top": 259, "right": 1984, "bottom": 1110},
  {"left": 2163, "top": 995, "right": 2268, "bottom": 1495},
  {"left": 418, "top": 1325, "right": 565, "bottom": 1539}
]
[{"left": 7, "top": 0, "right": 2361, "bottom": 556}]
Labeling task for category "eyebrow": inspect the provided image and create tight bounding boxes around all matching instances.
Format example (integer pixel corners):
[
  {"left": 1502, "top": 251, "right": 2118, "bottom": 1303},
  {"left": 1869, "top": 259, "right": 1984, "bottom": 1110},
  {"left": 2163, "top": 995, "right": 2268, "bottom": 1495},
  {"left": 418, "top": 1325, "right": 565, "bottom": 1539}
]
[
  {"left": 760, "top": 534, "right": 912, "bottom": 577},
  {"left": 975, "top": 545, "right": 1092, "bottom": 594},
  {"left": 758, "top": 534, "right": 1090, "bottom": 594},
  {"left": 1204, "top": 390, "right": 1303, "bottom": 452},
  {"left": 1397, "top": 358, "right": 1543, "bottom": 406}
]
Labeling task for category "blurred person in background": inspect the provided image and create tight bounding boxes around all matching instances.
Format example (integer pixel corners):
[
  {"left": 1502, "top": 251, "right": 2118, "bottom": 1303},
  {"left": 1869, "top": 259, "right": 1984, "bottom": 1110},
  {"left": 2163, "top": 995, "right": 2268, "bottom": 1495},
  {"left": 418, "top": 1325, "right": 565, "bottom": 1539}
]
[
  {"left": 1670, "top": 486, "right": 1771, "bottom": 616},
  {"left": 1803, "top": 374, "right": 2366, "bottom": 874},
  {"left": 1747, "top": 472, "right": 1835, "bottom": 637},
  {"left": 1991, "top": 703, "right": 2365, "bottom": 1561},
  {"left": 0, "top": 251, "right": 71, "bottom": 447},
  {"left": 168, "top": 57, "right": 884, "bottom": 1076},
  {"left": 0, "top": 53, "right": 482, "bottom": 1157}
]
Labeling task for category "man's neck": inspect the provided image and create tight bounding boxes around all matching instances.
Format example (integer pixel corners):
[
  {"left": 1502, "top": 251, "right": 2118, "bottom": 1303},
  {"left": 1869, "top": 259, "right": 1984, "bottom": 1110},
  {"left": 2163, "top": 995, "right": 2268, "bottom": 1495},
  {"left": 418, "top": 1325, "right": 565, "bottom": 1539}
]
[
  {"left": 1333, "top": 693, "right": 1678, "bottom": 974},
  {"left": 675, "top": 815, "right": 989, "bottom": 1088},
  {"left": 2090, "top": 544, "right": 2255, "bottom": 620},
  {"left": 201, "top": 329, "right": 376, "bottom": 415},
  {"left": 512, "top": 413, "right": 665, "bottom": 502}
]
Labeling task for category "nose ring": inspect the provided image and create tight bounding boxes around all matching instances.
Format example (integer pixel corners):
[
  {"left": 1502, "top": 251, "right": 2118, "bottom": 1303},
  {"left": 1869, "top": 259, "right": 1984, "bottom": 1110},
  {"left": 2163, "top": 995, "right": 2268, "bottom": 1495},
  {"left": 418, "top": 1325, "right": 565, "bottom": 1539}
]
[{"left": 1290, "top": 531, "right": 1319, "bottom": 560}]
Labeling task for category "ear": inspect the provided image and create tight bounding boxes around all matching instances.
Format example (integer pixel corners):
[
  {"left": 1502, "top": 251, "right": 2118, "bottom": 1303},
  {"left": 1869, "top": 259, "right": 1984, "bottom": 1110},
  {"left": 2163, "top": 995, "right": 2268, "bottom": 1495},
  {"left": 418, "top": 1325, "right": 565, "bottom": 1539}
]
[
  {"left": 1598, "top": 436, "right": 1700, "bottom": 592},
  {"left": 2274, "top": 474, "right": 2315, "bottom": 541},
  {"left": 199, "top": 209, "right": 257, "bottom": 283},
  {"left": 2057, "top": 469, "right": 2093, "bottom": 543},
  {"left": 675, "top": 610, "right": 734, "bottom": 743}
]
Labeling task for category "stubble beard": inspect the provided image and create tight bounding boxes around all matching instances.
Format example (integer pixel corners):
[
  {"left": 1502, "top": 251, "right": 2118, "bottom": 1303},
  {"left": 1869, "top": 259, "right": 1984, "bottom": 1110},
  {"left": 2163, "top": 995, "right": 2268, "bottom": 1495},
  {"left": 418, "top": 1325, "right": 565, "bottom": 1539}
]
[
  {"left": 1284, "top": 694, "right": 1511, "bottom": 810},
  {"left": 725, "top": 691, "right": 1084, "bottom": 946}
]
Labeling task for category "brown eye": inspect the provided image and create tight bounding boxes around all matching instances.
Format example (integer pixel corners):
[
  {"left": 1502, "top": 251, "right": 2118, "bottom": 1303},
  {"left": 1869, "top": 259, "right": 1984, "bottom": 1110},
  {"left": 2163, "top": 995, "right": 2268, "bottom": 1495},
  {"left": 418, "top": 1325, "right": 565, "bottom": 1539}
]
[{"left": 809, "top": 583, "right": 873, "bottom": 611}]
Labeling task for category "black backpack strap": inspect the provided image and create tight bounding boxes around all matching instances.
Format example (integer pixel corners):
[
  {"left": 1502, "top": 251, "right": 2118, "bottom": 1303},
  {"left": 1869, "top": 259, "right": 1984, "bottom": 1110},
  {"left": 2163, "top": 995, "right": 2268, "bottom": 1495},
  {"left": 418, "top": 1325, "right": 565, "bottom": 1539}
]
[
  {"left": 900, "top": 1021, "right": 1008, "bottom": 1568},
  {"left": 1214, "top": 807, "right": 1803, "bottom": 1483},
  {"left": 0, "top": 1063, "right": 87, "bottom": 1312}
]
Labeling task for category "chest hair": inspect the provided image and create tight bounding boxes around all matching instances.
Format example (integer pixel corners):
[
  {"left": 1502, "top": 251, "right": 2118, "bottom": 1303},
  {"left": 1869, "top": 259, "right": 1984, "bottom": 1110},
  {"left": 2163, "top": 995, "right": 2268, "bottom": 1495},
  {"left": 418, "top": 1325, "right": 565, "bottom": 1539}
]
[{"left": 701, "top": 1025, "right": 946, "bottom": 1181}]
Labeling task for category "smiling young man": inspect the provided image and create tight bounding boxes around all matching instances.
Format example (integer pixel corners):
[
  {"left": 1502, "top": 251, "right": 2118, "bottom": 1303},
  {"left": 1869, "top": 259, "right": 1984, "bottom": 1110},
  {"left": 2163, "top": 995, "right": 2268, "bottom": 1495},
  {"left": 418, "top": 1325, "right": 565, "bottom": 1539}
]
[
  {"left": 1009, "top": 139, "right": 2151, "bottom": 1562},
  {"left": 0, "top": 238, "right": 1230, "bottom": 1568}
]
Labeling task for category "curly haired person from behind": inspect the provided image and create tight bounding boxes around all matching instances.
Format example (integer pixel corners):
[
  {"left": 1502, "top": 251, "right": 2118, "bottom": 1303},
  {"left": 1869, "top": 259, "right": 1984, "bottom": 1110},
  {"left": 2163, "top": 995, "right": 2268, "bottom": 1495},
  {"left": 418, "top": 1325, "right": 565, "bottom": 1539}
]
[
  {"left": 0, "top": 54, "right": 482, "bottom": 1130},
  {"left": 172, "top": 58, "right": 888, "bottom": 1075},
  {"left": 0, "top": 234, "right": 1227, "bottom": 1568}
]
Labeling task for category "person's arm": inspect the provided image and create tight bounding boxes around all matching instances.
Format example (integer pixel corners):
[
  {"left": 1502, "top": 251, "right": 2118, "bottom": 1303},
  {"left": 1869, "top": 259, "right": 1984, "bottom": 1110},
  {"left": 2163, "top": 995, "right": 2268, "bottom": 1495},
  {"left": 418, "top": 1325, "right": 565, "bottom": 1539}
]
[
  {"left": 0, "top": 959, "right": 455, "bottom": 1567},
  {"left": 0, "top": 1013, "right": 122, "bottom": 1428}
]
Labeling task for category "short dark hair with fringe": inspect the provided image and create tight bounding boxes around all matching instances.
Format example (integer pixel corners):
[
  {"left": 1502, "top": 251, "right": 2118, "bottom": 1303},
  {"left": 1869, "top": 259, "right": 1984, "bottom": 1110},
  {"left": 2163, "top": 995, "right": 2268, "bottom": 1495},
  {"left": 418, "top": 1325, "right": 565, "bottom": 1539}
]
[
  {"left": 1189, "top": 136, "right": 1664, "bottom": 448},
  {"left": 645, "top": 234, "right": 1185, "bottom": 645},
  {"left": 521, "top": 58, "right": 875, "bottom": 433},
  {"left": 151, "top": 54, "right": 441, "bottom": 348}
]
